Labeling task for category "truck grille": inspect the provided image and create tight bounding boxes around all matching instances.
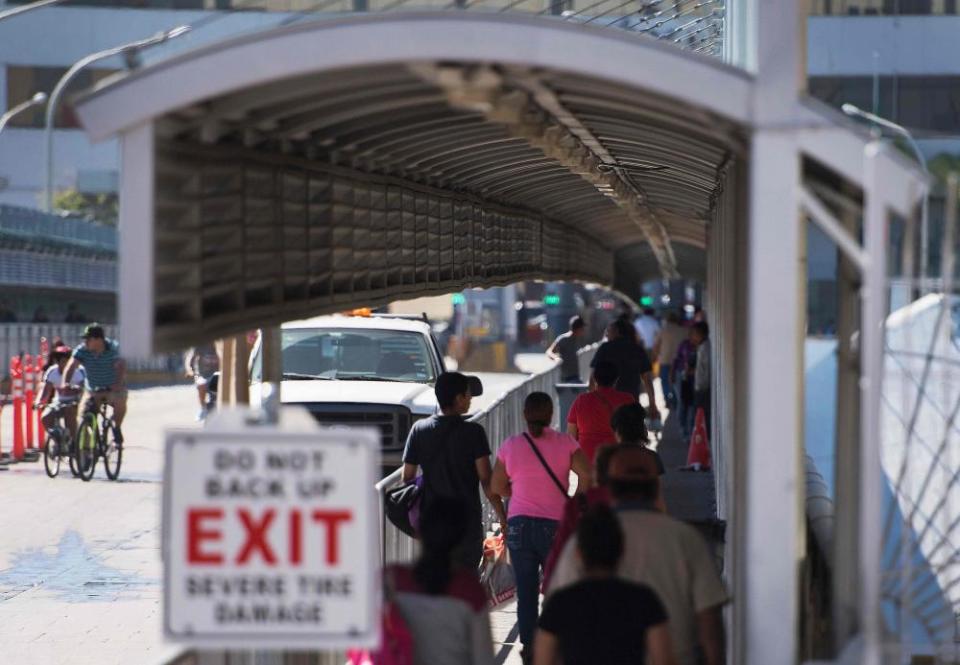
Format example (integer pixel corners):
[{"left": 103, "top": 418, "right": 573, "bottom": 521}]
[{"left": 296, "top": 404, "right": 413, "bottom": 452}]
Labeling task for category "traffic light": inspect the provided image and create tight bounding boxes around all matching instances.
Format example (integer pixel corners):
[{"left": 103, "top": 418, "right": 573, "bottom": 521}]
[{"left": 543, "top": 294, "right": 561, "bottom": 306}]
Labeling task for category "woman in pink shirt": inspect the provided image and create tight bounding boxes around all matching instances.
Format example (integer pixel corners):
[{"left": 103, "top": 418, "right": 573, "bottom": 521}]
[{"left": 491, "top": 392, "right": 591, "bottom": 665}]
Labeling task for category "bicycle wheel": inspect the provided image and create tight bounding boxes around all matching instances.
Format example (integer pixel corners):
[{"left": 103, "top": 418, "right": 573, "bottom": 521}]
[
  {"left": 75, "top": 417, "right": 98, "bottom": 482},
  {"left": 43, "top": 433, "right": 60, "bottom": 478},
  {"left": 102, "top": 420, "right": 122, "bottom": 481}
]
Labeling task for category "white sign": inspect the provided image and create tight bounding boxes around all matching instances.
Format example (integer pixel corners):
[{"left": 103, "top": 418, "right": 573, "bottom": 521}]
[{"left": 162, "top": 426, "right": 380, "bottom": 649}]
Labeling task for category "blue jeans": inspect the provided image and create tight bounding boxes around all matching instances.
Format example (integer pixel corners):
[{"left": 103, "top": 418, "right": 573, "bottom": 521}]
[
  {"left": 659, "top": 362, "right": 674, "bottom": 406},
  {"left": 506, "top": 515, "right": 558, "bottom": 650}
]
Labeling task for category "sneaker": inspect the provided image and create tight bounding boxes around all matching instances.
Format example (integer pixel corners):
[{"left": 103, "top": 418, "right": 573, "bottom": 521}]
[
  {"left": 196, "top": 409, "right": 207, "bottom": 422},
  {"left": 113, "top": 428, "right": 124, "bottom": 446}
]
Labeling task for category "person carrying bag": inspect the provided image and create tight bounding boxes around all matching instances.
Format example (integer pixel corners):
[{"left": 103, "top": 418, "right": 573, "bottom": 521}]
[
  {"left": 489, "top": 392, "right": 591, "bottom": 665},
  {"left": 397, "top": 372, "right": 506, "bottom": 570}
]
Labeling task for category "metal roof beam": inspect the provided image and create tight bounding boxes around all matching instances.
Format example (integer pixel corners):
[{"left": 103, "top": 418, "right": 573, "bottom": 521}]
[{"left": 415, "top": 64, "right": 679, "bottom": 278}]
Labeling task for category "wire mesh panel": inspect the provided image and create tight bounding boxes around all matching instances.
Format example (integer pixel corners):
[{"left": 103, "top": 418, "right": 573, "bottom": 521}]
[
  {"left": 154, "top": 140, "right": 613, "bottom": 351},
  {"left": 877, "top": 178, "right": 960, "bottom": 662}
]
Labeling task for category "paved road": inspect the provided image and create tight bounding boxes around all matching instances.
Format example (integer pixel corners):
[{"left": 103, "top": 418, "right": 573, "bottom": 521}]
[{"left": 0, "top": 368, "right": 542, "bottom": 665}]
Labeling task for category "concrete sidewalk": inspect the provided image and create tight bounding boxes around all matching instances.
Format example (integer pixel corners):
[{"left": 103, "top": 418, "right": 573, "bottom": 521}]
[{"left": 0, "top": 370, "right": 541, "bottom": 665}]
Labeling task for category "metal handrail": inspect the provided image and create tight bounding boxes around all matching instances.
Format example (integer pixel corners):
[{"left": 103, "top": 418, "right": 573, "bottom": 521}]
[{"left": 375, "top": 343, "right": 598, "bottom": 565}]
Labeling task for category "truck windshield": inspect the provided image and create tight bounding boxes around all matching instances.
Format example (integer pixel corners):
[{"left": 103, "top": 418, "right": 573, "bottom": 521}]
[{"left": 276, "top": 328, "right": 437, "bottom": 383}]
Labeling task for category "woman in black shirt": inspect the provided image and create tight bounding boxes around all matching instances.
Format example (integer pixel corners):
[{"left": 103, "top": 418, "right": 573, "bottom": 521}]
[{"left": 534, "top": 504, "right": 677, "bottom": 665}]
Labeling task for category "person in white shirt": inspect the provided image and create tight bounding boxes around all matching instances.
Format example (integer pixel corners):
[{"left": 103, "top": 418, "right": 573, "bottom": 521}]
[
  {"left": 633, "top": 307, "right": 662, "bottom": 351},
  {"left": 34, "top": 345, "right": 86, "bottom": 439}
]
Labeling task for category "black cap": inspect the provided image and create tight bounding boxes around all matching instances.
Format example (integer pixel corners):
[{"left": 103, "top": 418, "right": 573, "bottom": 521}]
[
  {"left": 81, "top": 323, "right": 105, "bottom": 339},
  {"left": 435, "top": 371, "right": 483, "bottom": 408}
]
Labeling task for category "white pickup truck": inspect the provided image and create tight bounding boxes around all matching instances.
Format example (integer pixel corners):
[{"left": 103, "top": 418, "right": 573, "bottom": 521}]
[{"left": 249, "top": 314, "right": 446, "bottom": 465}]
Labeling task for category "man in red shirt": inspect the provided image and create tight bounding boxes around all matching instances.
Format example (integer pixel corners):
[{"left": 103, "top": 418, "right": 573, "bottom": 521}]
[{"left": 566, "top": 361, "right": 635, "bottom": 462}]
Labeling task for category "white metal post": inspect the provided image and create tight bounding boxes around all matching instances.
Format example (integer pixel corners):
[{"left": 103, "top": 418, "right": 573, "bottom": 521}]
[
  {"left": 738, "top": 1, "right": 805, "bottom": 662},
  {"left": 741, "top": 129, "right": 803, "bottom": 665},
  {"left": 859, "top": 142, "right": 889, "bottom": 665},
  {"left": 118, "top": 121, "right": 155, "bottom": 359}
]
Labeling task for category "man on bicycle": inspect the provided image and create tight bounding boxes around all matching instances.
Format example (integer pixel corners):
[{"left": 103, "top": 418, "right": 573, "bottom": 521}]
[
  {"left": 35, "top": 345, "right": 85, "bottom": 440},
  {"left": 63, "top": 324, "right": 127, "bottom": 444}
]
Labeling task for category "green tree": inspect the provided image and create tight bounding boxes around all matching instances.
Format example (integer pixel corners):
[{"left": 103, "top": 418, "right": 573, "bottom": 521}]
[{"left": 53, "top": 188, "right": 118, "bottom": 225}]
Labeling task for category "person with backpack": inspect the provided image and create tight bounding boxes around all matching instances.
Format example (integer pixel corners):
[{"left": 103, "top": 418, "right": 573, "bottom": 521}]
[
  {"left": 385, "top": 497, "right": 496, "bottom": 665},
  {"left": 566, "top": 361, "right": 635, "bottom": 462},
  {"left": 490, "top": 392, "right": 592, "bottom": 665},
  {"left": 401, "top": 372, "right": 506, "bottom": 570},
  {"left": 535, "top": 504, "right": 677, "bottom": 665}
]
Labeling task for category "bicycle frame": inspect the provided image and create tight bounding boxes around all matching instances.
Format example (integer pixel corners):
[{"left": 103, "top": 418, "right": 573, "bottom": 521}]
[{"left": 79, "top": 397, "right": 114, "bottom": 456}]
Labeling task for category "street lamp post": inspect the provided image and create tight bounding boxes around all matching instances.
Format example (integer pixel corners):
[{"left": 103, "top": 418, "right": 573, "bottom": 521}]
[
  {"left": 842, "top": 103, "right": 931, "bottom": 291},
  {"left": 43, "top": 25, "right": 190, "bottom": 213},
  {"left": 0, "top": 92, "right": 47, "bottom": 136},
  {"left": 0, "top": 0, "right": 66, "bottom": 23}
]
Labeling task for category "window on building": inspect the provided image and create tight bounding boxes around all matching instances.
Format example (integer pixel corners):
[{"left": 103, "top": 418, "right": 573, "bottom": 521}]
[
  {"left": 809, "top": 75, "right": 960, "bottom": 134},
  {"left": 896, "top": 76, "right": 960, "bottom": 133},
  {"left": 807, "top": 76, "right": 897, "bottom": 120},
  {"left": 5, "top": 66, "right": 118, "bottom": 129}
]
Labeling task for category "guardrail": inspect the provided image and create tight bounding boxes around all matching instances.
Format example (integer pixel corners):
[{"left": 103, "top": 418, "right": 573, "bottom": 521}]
[{"left": 374, "top": 344, "right": 597, "bottom": 565}]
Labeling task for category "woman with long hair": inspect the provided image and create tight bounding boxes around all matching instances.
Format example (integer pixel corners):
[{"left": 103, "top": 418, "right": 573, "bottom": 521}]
[{"left": 490, "top": 392, "right": 591, "bottom": 664}]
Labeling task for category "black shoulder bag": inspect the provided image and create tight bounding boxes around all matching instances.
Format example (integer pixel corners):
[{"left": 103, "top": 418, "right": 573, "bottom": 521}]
[{"left": 385, "top": 418, "right": 461, "bottom": 537}]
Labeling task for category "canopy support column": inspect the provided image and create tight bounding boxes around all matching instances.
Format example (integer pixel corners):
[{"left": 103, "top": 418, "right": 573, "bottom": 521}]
[{"left": 738, "top": 129, "right": 804, "bottom": 665}]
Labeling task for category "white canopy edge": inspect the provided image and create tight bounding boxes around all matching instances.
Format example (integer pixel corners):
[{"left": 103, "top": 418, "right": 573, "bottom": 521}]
[{"left": 75, "top": 12, "right": 754, "bottom": 142}]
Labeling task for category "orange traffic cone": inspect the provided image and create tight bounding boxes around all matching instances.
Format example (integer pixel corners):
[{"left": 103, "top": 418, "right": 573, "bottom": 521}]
[{"left": 685, "top": 407, "right": 712, "bottom": 470}]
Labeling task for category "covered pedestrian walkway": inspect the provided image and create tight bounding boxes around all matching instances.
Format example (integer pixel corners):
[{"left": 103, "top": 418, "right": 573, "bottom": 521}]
[{"left": 75, "top": 3, "right": 931, "bottom": 663}]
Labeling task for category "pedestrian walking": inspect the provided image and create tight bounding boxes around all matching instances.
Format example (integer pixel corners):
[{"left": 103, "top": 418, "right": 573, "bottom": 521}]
[
  {"left": 184, "top": 343, "right": 220, "bottom": 421},
  {"left": 652, "top": 310, "right": 686, "bottom": 409},
  {"left": 402, "top": 372, "right": 507, "bottom": 570},
  {"left": 534, "top": 504, "right": 678, "bottom": 665},
  {"left": 541, "top": 439, "right": 661, "bottom": 593},
  {"left": 546, "top": 315, "right": 587, "bottom": 382},
  {"left": 634, "top": 306, "right": 662, "bottom": 350},
  {"left": 566, "top": 361, "right": 634, "bottom": 462},
  {"left": 672, "top": 328, "right": 698, "bottom": 440},
  {"left": 490, "top": 392, "right": 592, "bottom": 665},
  {"left": 692, "top": 321, "right": 712, "bottom": 439},
  {"left": 591, "top": 319, "right": 660, "bottom": 421},
  {"left": 611, "top": 403, "right": 665, "bottom": 477},
  {"left": 386, "top": 496, "right": 496, "bottom": 665},
  {"left": 550, "top": 446, "right": 728, "bottom": 665}
]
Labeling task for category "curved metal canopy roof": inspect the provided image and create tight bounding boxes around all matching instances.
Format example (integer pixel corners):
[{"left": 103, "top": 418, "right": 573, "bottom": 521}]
[{"left": 75, "top": 13, "right": 752, "bottom": 350}]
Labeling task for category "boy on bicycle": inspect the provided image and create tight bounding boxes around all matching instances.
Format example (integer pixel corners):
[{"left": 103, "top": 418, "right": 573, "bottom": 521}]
[
  {"left": 35, "top": 345, "right": 85, "bottom": 440},
  {"left": 62, "top": 324, "right": 127, "bottom": 444}
]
